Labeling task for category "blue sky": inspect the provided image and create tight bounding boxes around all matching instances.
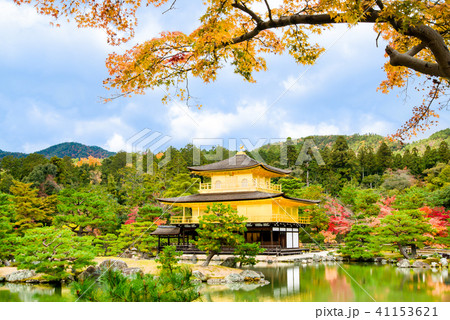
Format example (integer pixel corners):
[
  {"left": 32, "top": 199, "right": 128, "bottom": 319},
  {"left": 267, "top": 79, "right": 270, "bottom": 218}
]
[{"left": 0, "top": 0, "right": 448, "bottom": 154}]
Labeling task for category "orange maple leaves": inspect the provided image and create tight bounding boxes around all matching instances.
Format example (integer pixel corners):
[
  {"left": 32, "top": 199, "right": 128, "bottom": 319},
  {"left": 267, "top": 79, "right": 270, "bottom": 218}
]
[{"left": 14, "top": 0, "right": 450, "bottom": 139}]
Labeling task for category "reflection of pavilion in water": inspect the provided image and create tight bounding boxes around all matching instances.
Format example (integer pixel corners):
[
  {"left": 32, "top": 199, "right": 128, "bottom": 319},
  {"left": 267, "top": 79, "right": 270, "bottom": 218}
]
[{"left": 273, "top": 266, "right": 301, "bottom": 298}]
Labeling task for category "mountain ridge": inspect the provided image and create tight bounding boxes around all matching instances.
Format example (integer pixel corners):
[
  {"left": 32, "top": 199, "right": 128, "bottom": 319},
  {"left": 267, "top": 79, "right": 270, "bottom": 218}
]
[
  {"left": 1, "top": 129, "right": 449, "bottom": 160},
  {"left": 0, "top": 142, "right": 115, "bottom": 160}
]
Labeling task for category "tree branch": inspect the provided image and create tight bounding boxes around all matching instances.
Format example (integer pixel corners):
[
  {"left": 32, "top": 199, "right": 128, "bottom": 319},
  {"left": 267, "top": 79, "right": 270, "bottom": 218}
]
[
  {"left": 405, "top": 25, "right": 450, "bottom": 78},
  {"left": 385, "top": 46, "right": 443, "bottom": 77},
  {"left": 406, "top": 42, "right": 427, "bottom": 57},
  {"left": 231, "top": 1, "right": 263, "bottom": 25},
  {"left": 230, "top": 11, "right": 380, "bottom": 45},
  {"left": 263, "top": 0, "right": 273, "bottom": 22}
]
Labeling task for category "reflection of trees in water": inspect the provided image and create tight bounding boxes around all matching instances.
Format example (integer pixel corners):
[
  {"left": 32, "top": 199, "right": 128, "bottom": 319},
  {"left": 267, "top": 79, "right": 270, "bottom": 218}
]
[
  {"left": 2, "top": 263, "right": 449, "bottom": 302},
  {"left": 3, "top": 283, "right": 56, "bottom": 302},
  {"left": 0, "top": 283, "right": 69, "bottom": 302},
  {"left": 325, "top": 265, "right": 354, "bottom": 302}
]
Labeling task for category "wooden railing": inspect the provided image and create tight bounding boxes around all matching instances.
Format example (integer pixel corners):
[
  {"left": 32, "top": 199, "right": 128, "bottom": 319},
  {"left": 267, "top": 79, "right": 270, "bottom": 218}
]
[
  {"left": 170, "top": 215, "right": 310, "bottom": 224},
  {"left": 199, "top": 179, "right": 282, "bottom": 194}
]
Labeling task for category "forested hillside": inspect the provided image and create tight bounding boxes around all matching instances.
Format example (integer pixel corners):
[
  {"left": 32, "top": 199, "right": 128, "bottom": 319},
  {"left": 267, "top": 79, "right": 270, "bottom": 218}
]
[
  {"left": 36, "top": 142, "right": 115, "bottom": 159},
  {"left": 0, "top": 142, "right": 115, "bottom": 160},
  {"left": 0, "top": 129, "right": 449, "bottom": 272}
]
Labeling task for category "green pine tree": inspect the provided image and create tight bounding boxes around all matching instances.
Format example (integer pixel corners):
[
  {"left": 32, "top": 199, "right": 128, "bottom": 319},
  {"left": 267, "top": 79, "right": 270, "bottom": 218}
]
[
  {"left": 377, "top": 209, "right": 432, "bottom": 259},
  {"left": 195, "top": 203, "right": 247, "bottom": 266},
  {"left": 340, "top": 224, "right": 379, "bottom": 260},
  {"left": 15, "top": 226, "right": 96, "bottom": 281}
]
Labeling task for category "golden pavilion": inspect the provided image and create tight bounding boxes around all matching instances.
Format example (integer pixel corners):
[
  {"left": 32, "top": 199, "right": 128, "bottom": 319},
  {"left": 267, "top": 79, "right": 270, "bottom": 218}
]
[{"left": 154, "top": 152, "right": 319, "bottom": 255}]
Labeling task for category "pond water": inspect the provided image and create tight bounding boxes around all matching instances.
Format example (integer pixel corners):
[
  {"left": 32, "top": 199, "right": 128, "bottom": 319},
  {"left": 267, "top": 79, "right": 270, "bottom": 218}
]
[
  {"left": 0, "top": 262, "right": 449, "bottom": 302},
  {"left": 200, "top": 262, "right": 450, "bottom": 302}
]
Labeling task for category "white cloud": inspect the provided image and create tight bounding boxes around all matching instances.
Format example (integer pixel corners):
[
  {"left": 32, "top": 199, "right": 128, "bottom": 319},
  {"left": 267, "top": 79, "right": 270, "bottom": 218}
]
[
  {"left": 166, "top": 101, "right": 271, "bottom": 141},
  {"left": 104, "top": 133, "right": 127, "bottom": 152},
  {"left": 279, "top": 121, "right": 341, "bottom": 139},
  {"left": 358, "top": 114, "right": 393, "bottom": 136}
]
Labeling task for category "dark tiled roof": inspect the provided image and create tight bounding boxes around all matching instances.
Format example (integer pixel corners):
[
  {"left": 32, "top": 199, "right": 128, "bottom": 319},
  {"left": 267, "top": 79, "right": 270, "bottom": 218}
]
[
  {"left": 150, "top": 226, "right": 181, "bottom": 235},
  {"left": 187, "top": 153, "right": 291, "bottom": 175},
  {"left": 158, "top": 191, "right": 319, "bottom": 205}
]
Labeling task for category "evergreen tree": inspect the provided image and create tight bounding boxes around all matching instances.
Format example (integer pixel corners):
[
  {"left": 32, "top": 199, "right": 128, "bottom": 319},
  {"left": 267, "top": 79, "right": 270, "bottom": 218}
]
[
  {"left": 1, "top": 155, "right": 22, "bottom": 178},
  {"left": 375, "top": 142, "right": 393, "bottom": 174},
  {"left": 115, "top": 221, "right": 158, "bottom": 256},
  {"left": 55, "top": 187, "right": 120, "bottom": 236},
  {"left": 93, "top": 233, "right": 121, "bottom": 256},
  {"left": 195, "top": 203, "right": 247, "bottom": 266},
  {"left": 403, "top": 148, "right": 422, "bottom": 176},
  {"left": 377, "top": 209, "right": 432, "bottom": 259},
  {"left": 328, "top": 136, "right": 358, "bottom": 191},
  {"left": 0, "top": 172, "right": 14, "bottom": 194},
  {"left": 422, "top": 145, "right": 439, "bottom": 169},
  {"left": 0, "top": 193, "right": 15, "bottom": 262},
  {"left": 16, "top": 227, "right": 96, "bottom": 281},
  {"left": 234, "top": 243, "right": 265, "bottom": 267},
  {"left": 340, "top": 224, "right": 379, "bottom": 260},
  {"left": 20, "top": 154, "right": 49, "bottom": 180},
  {"left": 50, "top": 156, "right": 78, "bottom": 186},
  {"left": 26, "top": 163, "right": 61, "bottom": 195},
  {"left": 10, "top": 181, "right": 54, "bottom": 234},
  {"left": 392, "top": 153, "right": 403, "bottom": 169},
  {"left": 437, "top": 141, "right": 450, "bottom": 163},
  {"left": 163, "top": 173, "right": 199, "bottom": 198}
]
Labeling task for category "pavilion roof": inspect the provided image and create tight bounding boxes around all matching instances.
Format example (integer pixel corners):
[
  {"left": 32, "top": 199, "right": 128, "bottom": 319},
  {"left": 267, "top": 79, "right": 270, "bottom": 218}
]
[
  {"left": 157, "top": 191, "right": 319, "bottom": 205},
  {"left": 150, "top": 226, "right": 181, "bottom": 235}
]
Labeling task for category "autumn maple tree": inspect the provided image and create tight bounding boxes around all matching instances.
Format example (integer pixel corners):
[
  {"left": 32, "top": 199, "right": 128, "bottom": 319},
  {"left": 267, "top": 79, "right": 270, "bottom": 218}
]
[{"left": 14, "top": 0, "right": 450, "bottom": 139}]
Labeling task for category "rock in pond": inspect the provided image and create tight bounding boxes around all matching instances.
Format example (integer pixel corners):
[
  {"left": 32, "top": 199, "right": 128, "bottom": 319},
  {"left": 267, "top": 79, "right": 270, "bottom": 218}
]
[
  {"left": 192, "top": 270, "right": 207, "bottom": 281},
  {"left": 240, "top": 270, "right": 261, "bottom": 282},
  {"left": 207, "top": 278, "right": 227, "bottom": 285},
  {"left": 220, "top": 257, "right": 237, "bottom": 268},
  {"left": 5, "top": 270, "right": 36, "bottom": 282},
  {"left": 412, "top": 261, "right": 430, "bottom": 269},
  {"left": 191, "top": 254, "right": 198, "bottom": 264},
  {"left": 397, "top": 259, "right": 411, "bottom": 268},
  {"left": 78, "top": 266, "right": 102, "bottom": 281},
  {"left": 98, "top": 259, "right": 128, "bottom": 271},
  {"left": 225, "top": 273, "right": 245, "bottom": 283}
]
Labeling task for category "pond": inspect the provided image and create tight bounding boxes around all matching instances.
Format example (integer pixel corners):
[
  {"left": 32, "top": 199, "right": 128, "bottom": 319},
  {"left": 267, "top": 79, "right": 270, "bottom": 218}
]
[
  {"left": 200, "top": 262, "right": 450, "bottom": 302},
  {"left": 0, "top": 262, "right": 449, "bottom": 302}
]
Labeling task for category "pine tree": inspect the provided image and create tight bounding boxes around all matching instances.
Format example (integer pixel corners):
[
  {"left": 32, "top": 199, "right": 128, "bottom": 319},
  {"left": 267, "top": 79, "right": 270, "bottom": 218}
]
[
  {"left": 377, "top": 209, "right": 432, "bottom": 259},
  {"left": 423, "top": 146, "right": 439, "bottom": 169},
  {"left": 15, "top": 227, "right": 96, "bottom": 281},
  {"left": 329, "top": 136, "right": 358, "bottom": 190},
  {"left": 10, "top": 181, "right": 54, "bottom": 234},
  {"left": 55, "top": 187, "right": 120, "bottom": 236},
  {"left": 340, "top": 224, "right": 379, "bottom": 260},
  {"left": 375, "top": 142, "right": 393, "bottom": 174},
  {"left": 438, "top": 141, "right": 450, "bottom": 163},
  {"left": 195, "top": 203, "right": 247, "bottom": 266},
  {"left": 0, "top": 193, "right": 16, "bottom": 262}
]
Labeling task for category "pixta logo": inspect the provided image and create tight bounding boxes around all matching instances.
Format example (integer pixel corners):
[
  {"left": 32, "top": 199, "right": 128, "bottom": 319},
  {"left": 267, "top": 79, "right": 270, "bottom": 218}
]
[{"left": 125, "top": 129, "right": 172, "bottom": 174}]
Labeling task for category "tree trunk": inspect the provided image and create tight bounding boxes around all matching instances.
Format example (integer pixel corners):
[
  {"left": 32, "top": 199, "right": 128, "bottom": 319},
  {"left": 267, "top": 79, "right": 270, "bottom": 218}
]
[
  {"left": 410, "top": 244, "right": 417, "bottom": 259},
  {"left": 398, "top": 244, "right": 411, "bottom": 259},
  {"left": 202, "top": 251, "right": 216, "bottom": 267}
]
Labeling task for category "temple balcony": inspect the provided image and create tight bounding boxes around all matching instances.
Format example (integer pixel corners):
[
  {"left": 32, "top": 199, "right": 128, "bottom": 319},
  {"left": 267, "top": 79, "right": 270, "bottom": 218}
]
[
  {"left": 199, "top": 179, "right": 282, "bottom": 194},
  {"left": 170, "top": 214, "right": 310, "bottom": 225}
]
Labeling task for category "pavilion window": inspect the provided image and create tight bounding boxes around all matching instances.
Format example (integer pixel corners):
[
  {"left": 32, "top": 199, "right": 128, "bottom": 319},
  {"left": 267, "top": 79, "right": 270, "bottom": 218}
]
[
  {"left": 241, "top": 178, "right": 248, "bottom": 188},
  {"left": 215, "top": 180, "right": 222, "bottom": 189}
]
